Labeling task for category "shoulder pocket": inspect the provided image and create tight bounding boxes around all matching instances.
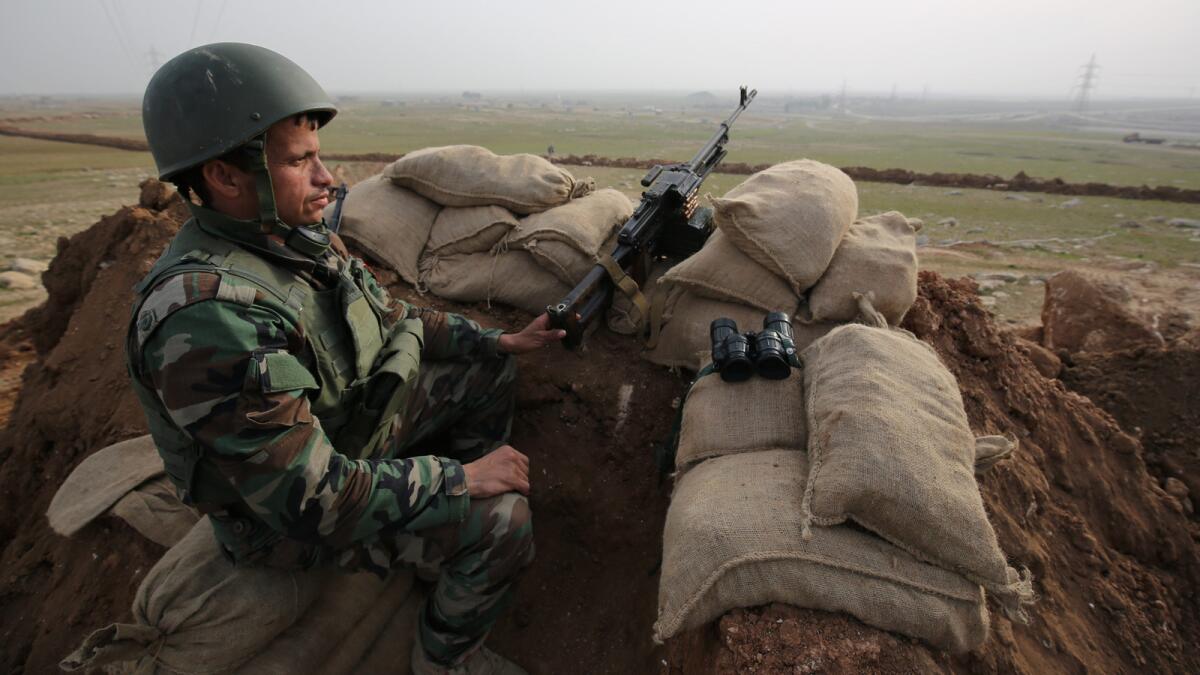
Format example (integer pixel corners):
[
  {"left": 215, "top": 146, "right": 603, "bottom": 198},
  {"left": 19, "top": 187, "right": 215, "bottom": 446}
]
[{"left": 254, "top": 350, "right": 319, "bottom": 393}]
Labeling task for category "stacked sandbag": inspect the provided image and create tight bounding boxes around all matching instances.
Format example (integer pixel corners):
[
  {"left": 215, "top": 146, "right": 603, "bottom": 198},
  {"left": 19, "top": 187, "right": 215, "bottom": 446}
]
[
  {"left": 800, "top": 322, "right": 1034, "bottom": 620},
  {"left": 655, "top": 450, "right": 989, "bottom": 653},
  {"left": 712, "top": 159, "right": 858, "bottom": 294},
  {"left": 337, "top": 174, "right": 441, "bottom": 286},
  {"left": 505, "top": 189, "right": 632, "bottom": 285},
  {"left": 644, "top": 159, "right": 855, "bottom": 370},
  {"left": 656, "top": 300, "right": 1030, "bottom": 654},
  {"left": 61, "top": 518, "right": 422, "bottom": 675},
  {"left": 673, "top": 367, "right": 806, "bottom": 474},
  {"left": 385, "top": 144, "right": 593, "bottom": 214},
  {"left": 799, "top": 211, "right": 922, "bottom": 326},
  {"left": 372, "top": 145, "right": 634, "bottom": 317},
  {"left": 425, "top": 205, "right": 519, "bottom": 257}
]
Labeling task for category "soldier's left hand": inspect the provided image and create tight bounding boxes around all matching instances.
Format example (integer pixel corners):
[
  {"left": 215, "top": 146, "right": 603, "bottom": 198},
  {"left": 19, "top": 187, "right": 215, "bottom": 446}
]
[{"left": 498, "top": 313, "right": 566, "bottom": 355}]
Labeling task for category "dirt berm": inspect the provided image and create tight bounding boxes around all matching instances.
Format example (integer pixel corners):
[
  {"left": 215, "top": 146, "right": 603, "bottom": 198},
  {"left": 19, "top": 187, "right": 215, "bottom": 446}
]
[{"left": 0, "top": 185, "right": 1197, "bottom": 674}]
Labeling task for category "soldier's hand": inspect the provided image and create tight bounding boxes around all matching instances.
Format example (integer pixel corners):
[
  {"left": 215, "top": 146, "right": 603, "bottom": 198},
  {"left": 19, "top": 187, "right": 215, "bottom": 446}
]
[
  {"left": 463, "top": 445, "right": 530, "bottom": 498},
  {"left": 497, "top": 313, "right": 566, "bottom": 355}
]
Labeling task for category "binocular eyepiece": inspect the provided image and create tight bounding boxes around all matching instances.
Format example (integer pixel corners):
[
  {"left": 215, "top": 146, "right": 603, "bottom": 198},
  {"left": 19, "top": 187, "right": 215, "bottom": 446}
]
[{"left": 710, "top": 312, "right": 797, "bottom": 382}]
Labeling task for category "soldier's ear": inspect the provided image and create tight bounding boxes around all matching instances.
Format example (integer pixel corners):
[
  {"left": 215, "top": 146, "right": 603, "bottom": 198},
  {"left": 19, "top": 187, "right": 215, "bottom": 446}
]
[{"left": 202, "top": 159, "right": 252, "bottom": 202}]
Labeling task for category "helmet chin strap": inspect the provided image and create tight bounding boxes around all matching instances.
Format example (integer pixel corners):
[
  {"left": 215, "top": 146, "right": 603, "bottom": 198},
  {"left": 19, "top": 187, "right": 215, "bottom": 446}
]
[{"left": 244, "top": 136, "right": 331, "bottom": 259}]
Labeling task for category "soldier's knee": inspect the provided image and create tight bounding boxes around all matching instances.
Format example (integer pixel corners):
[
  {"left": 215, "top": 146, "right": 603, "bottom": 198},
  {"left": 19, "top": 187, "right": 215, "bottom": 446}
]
[{"left": 496, "top": 492, "right": 534, "bottom": 568}]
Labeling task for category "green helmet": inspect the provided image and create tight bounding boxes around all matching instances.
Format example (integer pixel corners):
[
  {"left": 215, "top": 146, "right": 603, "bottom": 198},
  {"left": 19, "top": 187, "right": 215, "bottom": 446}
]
[{"left": 143, "top": 42, "right": 337, "bottom": 180}]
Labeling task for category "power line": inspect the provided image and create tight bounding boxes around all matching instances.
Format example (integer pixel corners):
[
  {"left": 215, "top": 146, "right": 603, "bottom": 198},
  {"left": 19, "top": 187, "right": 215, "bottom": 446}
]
[
  {"left": 1073, "top": 54, "right": 1099, "bottom": 112},
  {"left": 98, "top": 0, "right": 136, "bottom": 69}
]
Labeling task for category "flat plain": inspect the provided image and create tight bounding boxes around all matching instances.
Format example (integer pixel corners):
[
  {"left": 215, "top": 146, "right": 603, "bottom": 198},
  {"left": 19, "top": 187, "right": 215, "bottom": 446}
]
[{"left": 3, "top": 94, "right": 1199, "bottom": 324}]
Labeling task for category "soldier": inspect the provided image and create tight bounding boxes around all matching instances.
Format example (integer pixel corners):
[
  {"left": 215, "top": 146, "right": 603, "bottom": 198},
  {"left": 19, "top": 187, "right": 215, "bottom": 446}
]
[{"left": 128, "top": 43, "right": 560, "bottom": 675}]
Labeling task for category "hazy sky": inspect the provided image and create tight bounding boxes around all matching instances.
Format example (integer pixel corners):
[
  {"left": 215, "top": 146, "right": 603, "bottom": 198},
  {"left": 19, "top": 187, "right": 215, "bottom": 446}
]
[{"left": 2, "top": 0, "right": 1197, "bottom": 99}]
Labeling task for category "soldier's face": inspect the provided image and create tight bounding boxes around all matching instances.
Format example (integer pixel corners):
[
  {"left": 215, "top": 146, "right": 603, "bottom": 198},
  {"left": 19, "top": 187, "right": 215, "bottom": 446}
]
[{"left": 265, "top": 117, "right": 334, "bottom": 226}]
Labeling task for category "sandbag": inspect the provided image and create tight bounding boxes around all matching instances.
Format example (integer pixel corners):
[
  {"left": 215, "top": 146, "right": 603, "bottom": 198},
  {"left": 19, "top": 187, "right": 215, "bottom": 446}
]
[
  {"left": 675, "top": 370, "right": 806, "bottom": 474},
  {"left": 338, "top": 175, "right": 441, "bottom": 286},
  {"left": 419, "top": 249, "right": 569, "bottom": 316},
  {"left": 235, "top": 571, "right": 420, "bottom": 675},
  {"left": 800, "top": 323, "right": 1033, "bottom": 620},
  {"left": 643, "top": 292, "right": 835, "bottom": 371},
  {"left": 656, "top": 450, "right": 989, "bottom": 653},
  {"left": 659, "top": 229, "right": 799, "bottom": 313},
  {"left": 509, "top": 189, "right": 633, "bottom": 284},
  {"left": 62, "top": 518, "right": 326, "bottom": 673},
  {"left": 801, "top": 211, "right": 920, "bottom": 325},
  {"left": 426, "top": 205, "right": 519, "bottom": 256},
  {"left": 47, "top": 434, "right": 166, "bottom": 539},
  {"left": 109, "top": 474, "right": 200, "bottom": 548},
  {"left": 713, "top": 160, "right": 857, "bottom": 294},
  {"left": 385, "top": 145, "right": 593, "bottom": 214}
]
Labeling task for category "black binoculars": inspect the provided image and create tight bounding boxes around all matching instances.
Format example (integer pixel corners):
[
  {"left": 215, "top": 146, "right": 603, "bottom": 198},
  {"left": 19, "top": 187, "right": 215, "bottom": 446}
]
[{"left": 709, "top": 312, "right": 799, "bottom": 382}]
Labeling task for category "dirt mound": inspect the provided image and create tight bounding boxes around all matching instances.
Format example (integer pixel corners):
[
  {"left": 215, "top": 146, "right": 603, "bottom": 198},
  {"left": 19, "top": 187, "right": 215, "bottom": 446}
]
[
  {"left": 664, "top": 272, "right": 1200, "bottom": 673},
  {"left": 1041, "top": 270, "right": 1165, "bottom": 354},
  {"left": 1061, "top": 342, "right": 1200, "bottom": 519},
  {"left": 1, "top": 188, "right": 1197, "bottom": 674}
]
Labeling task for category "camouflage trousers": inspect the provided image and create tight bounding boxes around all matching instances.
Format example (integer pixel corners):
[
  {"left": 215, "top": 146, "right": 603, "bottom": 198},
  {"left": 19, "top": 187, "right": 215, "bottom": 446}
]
[{"left": 334, "top": 353, "right": 534, "bottom": 666}]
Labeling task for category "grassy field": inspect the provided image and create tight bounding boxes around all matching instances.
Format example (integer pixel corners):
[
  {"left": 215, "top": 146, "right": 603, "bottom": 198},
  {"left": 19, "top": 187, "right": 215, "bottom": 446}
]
[
  {"left": 10, "top": 98, "right": 1200, "bottom": 187},
  {"left": 3, "top": 98, "right": 1199, "bottom": 325}
]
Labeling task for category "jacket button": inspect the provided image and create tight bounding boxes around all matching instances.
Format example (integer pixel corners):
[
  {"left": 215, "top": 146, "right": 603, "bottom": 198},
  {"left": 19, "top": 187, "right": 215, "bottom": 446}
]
[{"left": 232, "top": 520, "right": 247, "bottom": 534}]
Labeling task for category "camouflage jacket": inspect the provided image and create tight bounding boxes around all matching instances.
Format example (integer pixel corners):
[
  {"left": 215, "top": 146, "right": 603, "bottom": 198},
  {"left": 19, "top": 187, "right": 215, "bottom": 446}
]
[{"left": 127, "top": 206, "right": 504, "bottom": 561}]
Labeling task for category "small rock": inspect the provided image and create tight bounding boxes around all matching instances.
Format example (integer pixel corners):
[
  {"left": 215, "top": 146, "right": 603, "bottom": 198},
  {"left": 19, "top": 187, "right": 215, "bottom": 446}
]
[
  {"left": 9, "top": 258, "right": 48, "bottom": 275},
  {"left": 976, "top": 279, "right": 1006, "bottom": 292},
  {"left": 1117, "top": 221, "right": 1142, "bottom": 228},
  {"left": 967, "top": 228, "right": 985, "bottom": 234},
  {"left": 915, "top": 234, "right": 929, "bottom": 247},
  {"left": 946, "top": 190, "right": 964, "bottom": 196},
  {"left": 0, "top": 271, "right": 39, "bottom": 290},
  {"left": 1168, "top": 218, "right": 1200, "bottom": 229},
  {"left": 938, "top": 217, "right": 958, "bottom": 227},
  {"left": 1165, "top": 478, "right": 1189, "bottom": 501},
  {"left": 1005, "top": 194, "right": 1031, "bottom": 202},
  {"left": 1148, "top": 215, "right": 1167, "bottom": 223},
  {"left": 1060, "top": 198, "right": 1082, "bottom": 208},
  {"left": 980, "top": 295, "right": 997, "bottom": 307},
  {"left": 1114, "top": 213, "right": 1125, "bottom": 218},
  {"left": 994, "top": 291, "right": 1010, "bottom": 299}
]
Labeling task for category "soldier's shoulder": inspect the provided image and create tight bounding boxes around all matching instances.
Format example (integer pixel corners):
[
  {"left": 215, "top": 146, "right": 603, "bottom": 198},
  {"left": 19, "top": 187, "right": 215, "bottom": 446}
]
[{"left": 133, "top": 269, "right": 281, "bottom": 352}]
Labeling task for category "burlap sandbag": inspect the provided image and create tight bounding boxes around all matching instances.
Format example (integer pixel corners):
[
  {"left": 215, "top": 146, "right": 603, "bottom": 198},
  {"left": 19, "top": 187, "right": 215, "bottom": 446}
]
[
  {"left": 656, "top": 450, "right": 989, "bottom": 653},
  {"left": 426, "top": 205, "right": 519, "bottom": 256},
  {"left": 47, "top": 435, "right": 166, "bottom": 538},
  {"left": 643, "top": 291, "right": 836, "bottom": 371},
  {"left": 713, "top": 160, "right": 857, "bottom": 294},
  {"left": 235, "top": 570, "right": 420, "bottom": 675},
  {"left": 509, "top": 189, "right": 633, "bottom": 285},
  {"left": 385, "top": 145, "right": 593, "bottom": 214},
  {"left": 62, "top": 518, "right": 327, "bottom": 673},
  {"left": 659, "top": 229, "right": 799, "bottom": 313},
  {"left": 675, "top": 371, "right": 806, "bottom": 474},
  {"left": 338, "top": 175, "right": 441, "bottom": 286},
  {"left": 109, "top": 474, "right": 200, "bottom": 548},
  {"left": 419, "top": 249, "right": 569, "bottom": 316},
  {"left": 801, "top": 211, "right": 920, "bottom": 325},
  {"left": 800, "top": 323, "right": 1034, "bottom": 621}
]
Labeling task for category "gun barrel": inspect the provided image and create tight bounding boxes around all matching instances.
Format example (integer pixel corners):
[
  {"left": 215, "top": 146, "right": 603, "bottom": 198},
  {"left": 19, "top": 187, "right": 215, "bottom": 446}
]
[{"left": 687, "top": 87, "right": 757, "bottom": 172}]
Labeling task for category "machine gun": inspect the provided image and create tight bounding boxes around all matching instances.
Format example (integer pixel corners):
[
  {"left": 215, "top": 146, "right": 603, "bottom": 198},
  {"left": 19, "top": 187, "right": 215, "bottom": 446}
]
[{"left": 547, "top": 86, "right": 757, "bottom": 348}]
